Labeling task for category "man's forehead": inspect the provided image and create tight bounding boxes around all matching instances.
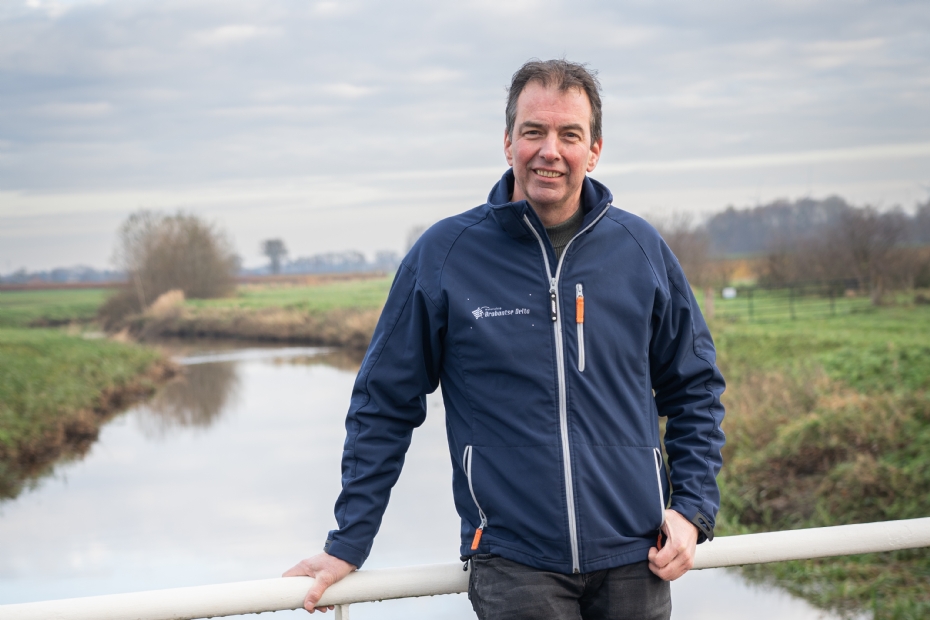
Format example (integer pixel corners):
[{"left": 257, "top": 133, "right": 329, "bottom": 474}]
[
  {"left": 514, "top": 83, "right": 592, "bottom": 124},
  {"left": 517, "top": 81, "right": 590, "bottom": 105}
]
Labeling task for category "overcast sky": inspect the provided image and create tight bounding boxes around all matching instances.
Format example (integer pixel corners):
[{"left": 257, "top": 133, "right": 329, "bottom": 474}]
[{"left": 1, "top": 0, "right": 929, "bottom": 272}]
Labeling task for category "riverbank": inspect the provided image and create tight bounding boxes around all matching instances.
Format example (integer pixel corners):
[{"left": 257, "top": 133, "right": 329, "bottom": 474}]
[
  {"left": 0, "top": 327, "right": 178, "bottom": 501},
  {"left": 713, "top": 305, "right": 930, "bottom": 618},
  {"left": 114, "top": 276, "right": 392, "bottom": 349}
]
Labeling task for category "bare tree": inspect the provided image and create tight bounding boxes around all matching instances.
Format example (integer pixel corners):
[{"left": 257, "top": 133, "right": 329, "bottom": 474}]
[
  {"left": 829, "top": 206, "right": 909, "bottom": 304},
  {"left": 915, "top": 199, "right": 930, "bottom": 246},
  {"left": 652, "top": 213, "right": 713, "bottom": 288},
  {"left": 261, "top": 239, "right": 288, "bottom": 274},
  {"left": 101, "top": 210, "right": 239, "bottom": 325}
]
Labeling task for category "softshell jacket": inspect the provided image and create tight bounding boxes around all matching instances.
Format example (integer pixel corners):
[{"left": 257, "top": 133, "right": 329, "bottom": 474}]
[{"left": 324, "top": 170, "right": 726, "bottom": 575}]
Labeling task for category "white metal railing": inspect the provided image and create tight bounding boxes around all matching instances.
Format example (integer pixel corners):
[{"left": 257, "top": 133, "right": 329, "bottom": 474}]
[{"left": 3, "top": 517, "right": 930, "bottom": 620}]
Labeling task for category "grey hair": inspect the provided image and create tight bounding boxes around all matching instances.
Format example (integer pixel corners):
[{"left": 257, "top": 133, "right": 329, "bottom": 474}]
[{"left": 506, "top": 59, "right": 602, "bottom": 144}]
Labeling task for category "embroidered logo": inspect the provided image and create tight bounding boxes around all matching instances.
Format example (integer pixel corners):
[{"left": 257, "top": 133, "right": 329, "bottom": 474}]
[{"left": 472, "top": 306, "right": 530, "bottom": 319}]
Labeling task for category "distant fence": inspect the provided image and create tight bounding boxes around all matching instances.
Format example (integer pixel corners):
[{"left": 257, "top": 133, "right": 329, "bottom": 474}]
[
  {"left": 711, "top": 280, "right": 872, "bottom": 323},
  {"left": 3, "top": 518, "right": 930, "bottom": 620}
]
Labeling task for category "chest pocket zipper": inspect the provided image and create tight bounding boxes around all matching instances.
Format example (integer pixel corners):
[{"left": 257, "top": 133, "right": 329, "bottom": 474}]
[
  {"left": 576, "top": 283, "right": 585, "bottom": 372},
  {"left": 463, "top": 445, "right": 488, "bottom": 550}
]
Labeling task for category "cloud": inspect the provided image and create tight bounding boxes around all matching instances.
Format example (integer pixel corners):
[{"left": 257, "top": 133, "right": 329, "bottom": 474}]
[
  {"left": 801, "top": 37, "right": 886, "bottom": 70},
  {"left": 191, "top": 24, "right": 278, "bottom": 46},
  {"left": 0, "top": 0, "right": 929, "bottom": 270},
  {"left": 320, "top": 82, "right": 376, "bottom": 99},
  {"left": 32, "top": 102, "right": 114, "bottom": 118}
]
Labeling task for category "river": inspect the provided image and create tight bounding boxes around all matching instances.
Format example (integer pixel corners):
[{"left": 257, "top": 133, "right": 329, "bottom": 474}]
[{"left": 0, "top": 343, "right": 854, "bottom": 619}]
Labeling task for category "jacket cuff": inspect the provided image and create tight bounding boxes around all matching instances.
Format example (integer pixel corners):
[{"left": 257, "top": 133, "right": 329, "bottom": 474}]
[
  {"left": 669, "top": 500, "right": 715, "bottom": 544},
  {"left": 324, "top": 532, "right": 368, "bottom": 569}
]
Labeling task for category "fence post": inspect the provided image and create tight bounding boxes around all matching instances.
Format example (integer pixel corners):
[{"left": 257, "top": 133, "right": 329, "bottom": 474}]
[{"left": 703, "top": 288, "right": 714, "bottom": 321}]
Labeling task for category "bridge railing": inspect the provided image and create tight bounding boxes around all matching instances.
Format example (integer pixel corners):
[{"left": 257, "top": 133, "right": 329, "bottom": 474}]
[{"left": 3, "top": 517, "right": 930, "bottom": 620}]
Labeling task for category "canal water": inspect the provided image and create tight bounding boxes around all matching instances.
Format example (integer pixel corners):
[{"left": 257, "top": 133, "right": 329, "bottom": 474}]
[{"left": 0, "top": 344, "right": 851, "bottom": 619}]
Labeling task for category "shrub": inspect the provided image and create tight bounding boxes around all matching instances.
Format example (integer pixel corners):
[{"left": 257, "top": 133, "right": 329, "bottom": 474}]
[{"left": 100, "top": 211, "right": 239, "bottom": 326}]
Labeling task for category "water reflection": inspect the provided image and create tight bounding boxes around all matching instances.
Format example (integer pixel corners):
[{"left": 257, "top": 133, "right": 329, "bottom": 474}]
[
  {"left": 136, "top": 362, "right": 240, "bottom": 436},
  {"left": 278, "top": 348, "right": 365, "bottom": 371}
]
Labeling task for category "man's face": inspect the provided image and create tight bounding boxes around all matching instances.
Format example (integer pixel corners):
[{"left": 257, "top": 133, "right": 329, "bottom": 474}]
[{"left": 504, "top": 81, "right": 602, "bottom": 216}]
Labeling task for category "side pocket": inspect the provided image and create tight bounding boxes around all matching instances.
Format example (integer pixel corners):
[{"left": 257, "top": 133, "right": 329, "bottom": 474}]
[
  {"left": 653, "top": 448, "right": 667, "bottom": 527},
  {"left": 463, "top": 445, "right": 488, "bottom": 549},
  {"left": 575, "top": 283, "right": 585, "bottom": 372}
]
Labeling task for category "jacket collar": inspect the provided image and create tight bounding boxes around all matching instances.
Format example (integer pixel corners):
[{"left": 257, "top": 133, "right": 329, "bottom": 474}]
[{"left": 488, "top": 168, "right": 613, "bottom": 240}]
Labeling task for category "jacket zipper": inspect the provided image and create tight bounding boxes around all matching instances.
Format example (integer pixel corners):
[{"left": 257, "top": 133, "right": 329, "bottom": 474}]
[
  {"left": 653, "top": 448, "right": 668, "bottom": 527},
  {"left": 463, "top": 445, "right": 488, "bottom": 550},
  {"left": 522, "top": 204, "right": 610, "bottom": 573},
  {"left": 575, "top": 283, "right": 585, "bottom": 372}
]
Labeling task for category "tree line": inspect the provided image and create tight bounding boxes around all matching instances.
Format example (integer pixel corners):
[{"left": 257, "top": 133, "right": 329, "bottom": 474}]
[{"left": 652, "top": 197, "right": 930, "bottom": 304}]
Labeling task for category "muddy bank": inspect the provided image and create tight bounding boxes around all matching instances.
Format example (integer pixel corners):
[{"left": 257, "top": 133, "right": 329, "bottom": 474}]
[
  {"left": 125, "top": 306, "right": 381, "bottom": 349},
  {"left": 0, "top": 358, "right": 179, "bottom": 501}
]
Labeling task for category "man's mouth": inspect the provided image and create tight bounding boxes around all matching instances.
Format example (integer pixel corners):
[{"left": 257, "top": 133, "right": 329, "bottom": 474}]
[{"left": 534, "top": 169, "right": 563, "bottom": 178}]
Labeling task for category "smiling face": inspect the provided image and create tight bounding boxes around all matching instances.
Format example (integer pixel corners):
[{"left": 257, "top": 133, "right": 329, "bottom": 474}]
[{"left": 504, "top": 81, "right": 602, "bottom": 226}]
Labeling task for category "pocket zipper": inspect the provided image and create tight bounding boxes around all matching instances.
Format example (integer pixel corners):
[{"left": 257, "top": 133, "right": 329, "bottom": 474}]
[
  {"left": 463, "top": 445, "right": 488, "bottom": 550},
  {"left": 576, "top": 283, "right": 585, "bottom": 372},
  {"left": 653, "top": 448, "right": 667, "bottom": 526}
]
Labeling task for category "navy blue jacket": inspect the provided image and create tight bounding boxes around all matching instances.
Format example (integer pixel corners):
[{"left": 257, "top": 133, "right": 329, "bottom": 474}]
[{"left": 324, "top": 170, "right": 726, "bottom": 574}]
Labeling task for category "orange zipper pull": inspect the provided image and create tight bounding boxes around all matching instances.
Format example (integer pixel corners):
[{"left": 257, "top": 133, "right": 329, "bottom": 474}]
[
  {"left": 471, "top": 528, "right": 483, "bottom": 550},
  {"left": 576, "top": 284, "right": 584, "bottom": 323}
]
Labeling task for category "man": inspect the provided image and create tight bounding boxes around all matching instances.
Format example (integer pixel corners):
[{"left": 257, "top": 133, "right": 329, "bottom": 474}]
[{"left": 285, "top": 59, "right": 725, "bottom": 620}]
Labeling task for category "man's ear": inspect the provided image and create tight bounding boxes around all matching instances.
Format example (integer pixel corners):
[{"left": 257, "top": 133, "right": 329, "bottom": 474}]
[
  {"left": 586, "top": 137, "right": 603, "bottom": 173},
  {"left": 504, "top": 128, "right": 514, "bottom": 166}
]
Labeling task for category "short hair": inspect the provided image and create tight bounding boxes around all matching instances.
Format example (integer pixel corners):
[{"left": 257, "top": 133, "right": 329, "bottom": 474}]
[{"left": 506, "top": 59, "right": 603, "bottom": 145}]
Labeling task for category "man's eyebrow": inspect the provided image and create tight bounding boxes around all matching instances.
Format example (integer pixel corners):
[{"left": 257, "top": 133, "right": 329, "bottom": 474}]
[{"left": 518, "top": 120, "right": 587, "bottom": 133}]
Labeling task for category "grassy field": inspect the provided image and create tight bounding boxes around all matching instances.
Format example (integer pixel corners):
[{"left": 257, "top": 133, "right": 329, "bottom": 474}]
[
  {"left": 126, "top": 276, "right": 394, "bottom": 348},
  {"left": 0, "top": 288, "right": 176, "bottom": 500},
  {"left": 186, "top": 276, "right": 392, "bottom": 312},
  {"left": 0, "top": 288, "right": 109, "bottom": 328},
  {"left": 711, "top": 304, "right": 930, "bottom": 619}
]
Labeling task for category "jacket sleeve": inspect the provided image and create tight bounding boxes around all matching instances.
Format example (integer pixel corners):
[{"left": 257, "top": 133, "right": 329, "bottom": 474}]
[
  {"left": 323, "top": 262, "right": 446, "bottom": 567},
  {"left": 649, "top": 248, "right": 725, "bottom": 542}
]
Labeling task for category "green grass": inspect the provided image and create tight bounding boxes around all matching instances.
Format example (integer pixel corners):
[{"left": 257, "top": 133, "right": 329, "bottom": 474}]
[
  {"left": 184, "top": 277, "right": 393, "bottom": 313},
  {"left": 0, "top": 327, "right": 164, "bottom": 500},
  {"left": 712, "top": 304, "right": 930, "bottom": 618},
  {"left": 0, "top": 289, "right": 109, "bottom": 328}
]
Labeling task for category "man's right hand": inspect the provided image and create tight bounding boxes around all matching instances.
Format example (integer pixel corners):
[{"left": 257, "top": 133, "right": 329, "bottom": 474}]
[{"left": 283, "top": 552, "right": 357, "bottom": 613}]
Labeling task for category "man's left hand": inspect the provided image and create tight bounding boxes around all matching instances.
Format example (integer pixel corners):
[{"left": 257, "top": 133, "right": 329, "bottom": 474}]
[{"left": 647, "top": 509, "right": 698, "bottom": 581}]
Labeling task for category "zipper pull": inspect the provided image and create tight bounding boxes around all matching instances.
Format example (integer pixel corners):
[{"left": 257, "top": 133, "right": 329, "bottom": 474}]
[
  {"left": 575, "top": 284, "right": 584, "bottom": 324},
  {"left": 549, "top": 279, "right": 558, "bottom": 322},
  {"left": 471, "top": 527, "right": 484, "bottom": 550}
]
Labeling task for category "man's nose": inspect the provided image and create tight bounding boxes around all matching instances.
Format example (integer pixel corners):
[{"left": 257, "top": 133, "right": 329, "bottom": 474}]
[{"left": 538, "top": 134, "right": 560, "bottom": 161}]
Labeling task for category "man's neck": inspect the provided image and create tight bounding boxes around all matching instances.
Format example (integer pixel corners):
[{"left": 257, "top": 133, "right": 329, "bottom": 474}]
[
  {"left": 510, "top": 189, "right": 583, "bottom": 227},
  {"left": 529, "top": 200, "right": 582, "bottom": 228}
]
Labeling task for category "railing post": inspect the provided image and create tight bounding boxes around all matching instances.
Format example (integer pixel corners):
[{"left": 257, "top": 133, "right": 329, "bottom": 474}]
[{"left": 335, "top": 603, "right": 350, "bottom": 619}]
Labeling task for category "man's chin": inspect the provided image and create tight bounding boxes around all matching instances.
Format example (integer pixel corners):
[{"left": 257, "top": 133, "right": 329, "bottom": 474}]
[{"left": 526, "top": 189, "right": 570, "bottom": 210}]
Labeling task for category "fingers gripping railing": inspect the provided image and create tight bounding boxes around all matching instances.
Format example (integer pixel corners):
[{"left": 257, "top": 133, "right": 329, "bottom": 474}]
[{"left": 3, "top": 517, "right": 930, "bottom": 620}]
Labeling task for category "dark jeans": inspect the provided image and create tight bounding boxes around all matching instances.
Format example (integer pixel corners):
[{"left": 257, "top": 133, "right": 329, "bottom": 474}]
[{"left": 468, "top": 554, "right": 671, "bottom": 620}]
